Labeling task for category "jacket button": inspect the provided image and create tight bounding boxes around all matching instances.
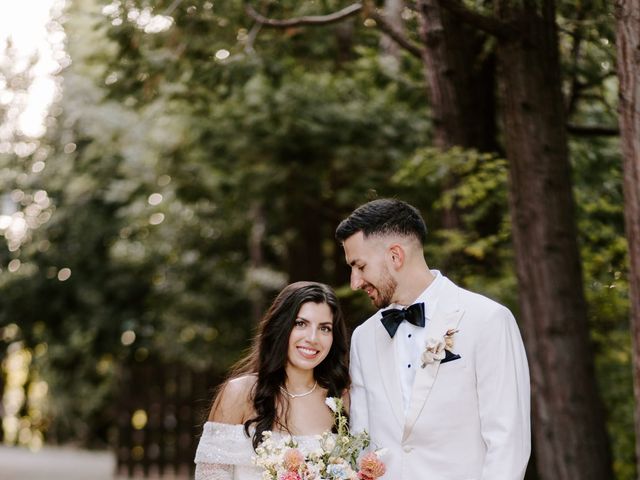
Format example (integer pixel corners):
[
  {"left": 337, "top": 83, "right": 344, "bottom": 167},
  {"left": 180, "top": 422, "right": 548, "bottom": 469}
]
[{"left": 403, "top": 446, "right": 413, "bottom": 453}]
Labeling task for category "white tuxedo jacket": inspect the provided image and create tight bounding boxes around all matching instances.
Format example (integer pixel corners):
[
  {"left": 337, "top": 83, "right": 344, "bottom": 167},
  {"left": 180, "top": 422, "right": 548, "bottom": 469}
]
[{"left": 349, "top": 276, "right": 530, "bottom": 480}]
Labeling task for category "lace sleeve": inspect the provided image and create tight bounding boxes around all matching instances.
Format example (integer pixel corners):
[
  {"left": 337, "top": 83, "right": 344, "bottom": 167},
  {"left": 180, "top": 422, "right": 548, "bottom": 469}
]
[
  {"left": 194, "top": 462, "right": 233, "bottom": 480},
  {"left": 194, "top": 422, "right": 255, "bottom": 480}
]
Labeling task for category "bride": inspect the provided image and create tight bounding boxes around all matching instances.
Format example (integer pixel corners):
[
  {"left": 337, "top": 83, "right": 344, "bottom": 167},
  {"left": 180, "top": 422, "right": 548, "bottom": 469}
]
[{"left": 194, "top": 281, "right": 351, "bottom": 480}]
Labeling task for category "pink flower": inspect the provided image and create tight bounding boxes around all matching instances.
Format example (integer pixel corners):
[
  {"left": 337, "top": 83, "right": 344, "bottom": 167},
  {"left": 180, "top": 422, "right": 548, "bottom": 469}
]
[
  {"left": 279, "top": 472, "right": 302, "bottom": 480},
  {"left": 358, "top": 452, "right": 386, "bottom": 479},
  {"left": 283, "top": 448, "right": 305, "bottom": 472}
]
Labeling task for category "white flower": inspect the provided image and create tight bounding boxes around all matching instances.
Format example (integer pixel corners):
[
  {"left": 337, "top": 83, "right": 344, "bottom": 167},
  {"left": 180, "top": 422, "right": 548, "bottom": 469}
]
[
  {"left": 322, "top": 434, "right": 336, "bottom": 451},
  {"left": 421, "top": 338, "right": 446, "bottom": 366},
  {"left": 421, "top": 329, "right": 459, "bottom": 367},
  {"left": 325, "top": 396, "right": 338, "bottom": 413}
]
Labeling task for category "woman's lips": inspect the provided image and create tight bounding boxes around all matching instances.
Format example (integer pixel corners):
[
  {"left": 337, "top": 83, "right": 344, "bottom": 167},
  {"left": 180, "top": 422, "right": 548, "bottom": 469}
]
[{"left": 297, "top": 346, "right": 319, "bottom": 359}]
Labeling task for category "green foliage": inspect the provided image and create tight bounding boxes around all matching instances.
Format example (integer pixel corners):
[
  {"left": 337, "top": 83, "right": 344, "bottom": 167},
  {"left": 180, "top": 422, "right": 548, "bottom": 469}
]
[{"left": 571, "top": 134, "right": 635, "bottom": 480}]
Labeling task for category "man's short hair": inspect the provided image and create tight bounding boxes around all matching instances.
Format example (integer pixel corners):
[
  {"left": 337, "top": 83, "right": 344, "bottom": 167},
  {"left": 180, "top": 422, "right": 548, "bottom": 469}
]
[{"left": 335, "top": 198, "right": 427, "bottom": 244}]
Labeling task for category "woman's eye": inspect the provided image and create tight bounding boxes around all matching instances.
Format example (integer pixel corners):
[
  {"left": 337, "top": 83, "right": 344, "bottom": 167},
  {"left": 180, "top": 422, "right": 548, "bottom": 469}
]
[
  {"left": 295, "top": 320, "right": 306, "bottom": 327},
  {"left": 321, "top": 326, "right": 333, "bottom": 333}
]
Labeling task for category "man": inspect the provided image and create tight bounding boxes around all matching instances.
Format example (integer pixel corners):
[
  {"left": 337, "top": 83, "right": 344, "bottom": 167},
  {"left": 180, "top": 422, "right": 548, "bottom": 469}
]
[{"left": 336, "top": 199, "right": 530, "bottom": 480}]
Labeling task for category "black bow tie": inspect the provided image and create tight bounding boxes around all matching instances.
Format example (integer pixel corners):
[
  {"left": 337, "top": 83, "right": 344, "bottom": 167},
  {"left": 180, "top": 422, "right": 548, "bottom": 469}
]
[{"left": 380, "top": 302, "right": 425, "bottom": 338}]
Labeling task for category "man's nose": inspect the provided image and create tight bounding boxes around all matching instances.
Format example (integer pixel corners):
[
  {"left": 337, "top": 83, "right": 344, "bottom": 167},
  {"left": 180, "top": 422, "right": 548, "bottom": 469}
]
[{"left": 350, "top": 270, "right": 362, "bottom": 290}]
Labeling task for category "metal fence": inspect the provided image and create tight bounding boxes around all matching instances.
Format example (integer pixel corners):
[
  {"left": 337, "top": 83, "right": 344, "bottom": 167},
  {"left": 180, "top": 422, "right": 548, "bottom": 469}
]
[{"left": 114, "top": 359, "right": 219, "bottom": 479}]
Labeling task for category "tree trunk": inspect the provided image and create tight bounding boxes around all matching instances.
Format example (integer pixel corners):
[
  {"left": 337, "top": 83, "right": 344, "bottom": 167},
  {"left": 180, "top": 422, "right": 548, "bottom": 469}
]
[
  {"left": 417, "top": 0, "right": 497, "bottom": 151},
  {"left": 615, "top": 0, "right": 640, "bottom": 472},
  {"left": 248, "top": 201, "right": 267, "bottom": 323},
  {"left": 416, "top": 0, "right": 498, "bottom": 230},
  {"left": 284, "top": 163, "right": 325, "bottom": 282},
  {"left": 496, "top": 1, "right": 614, "bottom": 478}
]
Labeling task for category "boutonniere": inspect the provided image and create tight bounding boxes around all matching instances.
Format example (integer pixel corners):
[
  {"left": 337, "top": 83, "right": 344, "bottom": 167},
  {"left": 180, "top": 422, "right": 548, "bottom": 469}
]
[{"left": 421, "top": 329, "right": 459, "bottom": 368}]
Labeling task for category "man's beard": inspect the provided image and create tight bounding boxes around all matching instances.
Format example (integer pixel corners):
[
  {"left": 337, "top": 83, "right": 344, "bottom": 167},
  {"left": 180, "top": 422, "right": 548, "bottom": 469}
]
[{"left": 373, "top": 265, "right": 397, "bottom": 308}]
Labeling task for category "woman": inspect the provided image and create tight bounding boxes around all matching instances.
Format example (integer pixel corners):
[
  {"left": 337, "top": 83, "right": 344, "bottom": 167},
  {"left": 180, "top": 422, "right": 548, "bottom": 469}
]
[{"left": 194, "top": 281, "right": 350, "bottom": 480}]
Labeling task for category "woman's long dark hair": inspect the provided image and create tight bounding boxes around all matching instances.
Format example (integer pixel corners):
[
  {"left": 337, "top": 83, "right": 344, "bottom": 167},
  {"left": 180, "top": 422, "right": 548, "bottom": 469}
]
[{"left": 215, "top": 281, "right": 350, "bottom": 449}]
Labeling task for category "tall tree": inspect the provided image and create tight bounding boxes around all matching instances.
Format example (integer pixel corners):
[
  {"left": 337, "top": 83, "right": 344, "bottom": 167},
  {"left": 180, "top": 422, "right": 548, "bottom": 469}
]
[
  {"left": 492, "top": 0, "right": 613, "bottom": 476},
  {"left": 615, "top": 0, "right": 640, "bottom": 473}
]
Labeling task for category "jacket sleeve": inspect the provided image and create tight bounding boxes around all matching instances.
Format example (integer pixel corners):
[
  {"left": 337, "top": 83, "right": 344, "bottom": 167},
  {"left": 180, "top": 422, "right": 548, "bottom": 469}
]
[{"left": 476, "top": 306, "right": 531, "bottom": 480}]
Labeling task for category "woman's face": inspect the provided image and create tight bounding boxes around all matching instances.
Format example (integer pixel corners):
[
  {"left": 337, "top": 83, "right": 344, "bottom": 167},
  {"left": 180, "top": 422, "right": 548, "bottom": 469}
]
[{"left": 286, "top": 301, "right": 334, "bottom": 373}]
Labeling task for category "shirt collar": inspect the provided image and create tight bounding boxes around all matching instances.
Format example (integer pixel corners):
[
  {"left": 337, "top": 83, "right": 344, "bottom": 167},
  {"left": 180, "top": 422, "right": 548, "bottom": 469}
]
[{"left": 387, "top": 270, "right": 443, "bottom": 320}]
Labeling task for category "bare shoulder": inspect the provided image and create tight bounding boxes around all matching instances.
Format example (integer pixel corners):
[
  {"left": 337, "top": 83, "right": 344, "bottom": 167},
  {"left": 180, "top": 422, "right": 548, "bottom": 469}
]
[{"left": 208, "top": 374, "right": 257, "bottom": 424}]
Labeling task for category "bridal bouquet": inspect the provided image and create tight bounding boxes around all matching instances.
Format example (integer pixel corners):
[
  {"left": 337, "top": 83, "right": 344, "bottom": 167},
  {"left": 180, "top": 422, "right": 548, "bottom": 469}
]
[{"left": 253, "top": 397, "right": 386, "bottom": 480}]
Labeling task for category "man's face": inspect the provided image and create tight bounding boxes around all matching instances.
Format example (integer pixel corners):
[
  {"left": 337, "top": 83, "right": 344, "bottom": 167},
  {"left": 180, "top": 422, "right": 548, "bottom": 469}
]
[{"left": 343, "top": 232, "right": 397, "bottom": 308}]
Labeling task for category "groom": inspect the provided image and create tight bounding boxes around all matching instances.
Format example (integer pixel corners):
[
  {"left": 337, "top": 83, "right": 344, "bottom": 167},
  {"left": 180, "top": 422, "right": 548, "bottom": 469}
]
[{"left": 336, "top": 199, "right": 530, "bottom": 480}]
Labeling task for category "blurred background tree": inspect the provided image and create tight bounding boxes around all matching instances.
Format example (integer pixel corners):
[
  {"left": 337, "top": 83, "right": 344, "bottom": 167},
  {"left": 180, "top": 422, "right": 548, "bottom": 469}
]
[{"left": 0, "top": 0, "right": 631, "bottom": 479}]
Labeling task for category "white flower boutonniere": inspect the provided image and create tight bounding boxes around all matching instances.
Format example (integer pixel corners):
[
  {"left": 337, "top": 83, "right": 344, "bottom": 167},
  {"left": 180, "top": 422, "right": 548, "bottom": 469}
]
[{"left": 421, "top": 329, "right": 459, "bottom": 368}]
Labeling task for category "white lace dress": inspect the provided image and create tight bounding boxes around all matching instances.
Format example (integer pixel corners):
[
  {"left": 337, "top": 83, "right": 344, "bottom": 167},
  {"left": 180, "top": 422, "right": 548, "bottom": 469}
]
[{"left": 194, "top": 422, "right": 323, "bottom": 480}]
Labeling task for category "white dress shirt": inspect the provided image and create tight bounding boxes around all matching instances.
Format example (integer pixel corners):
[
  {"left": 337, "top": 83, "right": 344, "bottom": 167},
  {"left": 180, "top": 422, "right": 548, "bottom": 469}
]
[{"left": 387, "top": 270, "right": 444, "bottom": 415}]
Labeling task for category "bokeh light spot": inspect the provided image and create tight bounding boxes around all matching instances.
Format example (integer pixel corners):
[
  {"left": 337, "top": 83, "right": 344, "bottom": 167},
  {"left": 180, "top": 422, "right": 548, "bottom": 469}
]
[
  {"left": 57, "top": 267, "right": 71, "bottom": 281},
  {"left": 121, "top": 330, "right": 136, "bottom": 346},
  {"left": 215, "top": 49, "right": 230, "bottom": 60},
  {"left": 148, "top": 193, "right": 163, "bottom": 205},
  {"left": 149, "top": 213, "right": 165, "bottom": 225},
  {"left": 8, "top": 259, "right": 21, "bottom": 273},
  {"left": 131, "top": 410, "right": 148, "bottom": 430}
]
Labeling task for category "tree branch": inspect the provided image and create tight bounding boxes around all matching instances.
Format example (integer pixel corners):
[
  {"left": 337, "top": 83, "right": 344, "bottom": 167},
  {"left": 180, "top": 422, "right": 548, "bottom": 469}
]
[
  {"left": 567, "top": 124, "right": 619, "bottom": 136},
  {"left": 244, "top": 21, "right": 262, "bottom": 54},
  {"left": 435, "top": 0, "right": 513, "bottom": 39},
  {"left": 244, "top": 2, "right": 363, "bottom": 27},
  {"left": 244, "top": 1, "right": 424, "bottom": 59},
  {"left": 370, "top": 10, "right": 425, "bottom": 59},
  {"left": 162, "top": 0, "right": 183, "bottom": 16}
]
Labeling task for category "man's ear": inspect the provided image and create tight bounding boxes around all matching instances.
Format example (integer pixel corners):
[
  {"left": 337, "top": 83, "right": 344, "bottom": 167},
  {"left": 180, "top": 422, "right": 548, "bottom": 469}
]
[{"left": 388, "top": 244, "right": 405, "bottom": 270}]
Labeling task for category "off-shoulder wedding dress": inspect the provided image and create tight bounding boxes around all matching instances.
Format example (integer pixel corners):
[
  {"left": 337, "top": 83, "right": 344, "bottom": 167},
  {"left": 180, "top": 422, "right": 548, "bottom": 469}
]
[{"left": 194, "top": 422, "right": 323, "bottom": 480}]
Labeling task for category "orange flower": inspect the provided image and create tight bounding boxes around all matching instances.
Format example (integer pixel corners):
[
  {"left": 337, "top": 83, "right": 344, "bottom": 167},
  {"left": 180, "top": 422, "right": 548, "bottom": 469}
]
[
  {"left": 280, "top": 472, "right": 301, "bottom": 480},
  {"left": 283, "top": 448, "right": 304, "bottom": 472},
  {"left": 358, "top": 452, "right": 386, "bottom": 479}
]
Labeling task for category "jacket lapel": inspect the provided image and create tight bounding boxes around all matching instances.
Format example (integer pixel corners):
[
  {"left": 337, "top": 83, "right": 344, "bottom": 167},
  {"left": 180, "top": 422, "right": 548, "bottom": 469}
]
[
  {"left": 375, "top": 321, "right": 405, "bottom": 428},
  {"left": 402, "top": 280, "right": 465, "bottom": 440}
]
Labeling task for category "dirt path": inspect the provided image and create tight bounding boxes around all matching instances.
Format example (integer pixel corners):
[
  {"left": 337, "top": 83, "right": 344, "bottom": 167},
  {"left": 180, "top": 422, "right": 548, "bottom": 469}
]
[{"left": 0, "top": 445, "right": 115, "bottom": 480}]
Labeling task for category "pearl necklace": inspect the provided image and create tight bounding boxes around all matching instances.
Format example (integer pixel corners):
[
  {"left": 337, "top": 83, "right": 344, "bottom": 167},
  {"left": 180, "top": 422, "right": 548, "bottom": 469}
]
[{"left": 280, "top": 381, "right": 318, "bottom": 399}]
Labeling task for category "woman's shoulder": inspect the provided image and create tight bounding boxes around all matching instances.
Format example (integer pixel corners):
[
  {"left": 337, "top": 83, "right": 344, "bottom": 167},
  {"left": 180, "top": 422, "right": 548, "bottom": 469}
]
[
  {"left": 208, "top": 374, "right": 257, "bottom": 424},
  {"left": 225, "top": 374, "right": 258, "bottom": 398}
]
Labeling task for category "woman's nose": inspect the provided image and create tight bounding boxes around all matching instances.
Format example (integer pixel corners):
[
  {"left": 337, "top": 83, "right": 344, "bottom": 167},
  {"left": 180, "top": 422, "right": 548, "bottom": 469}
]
[{"left": 306, "top": 327, "right": 318, "bottom": 342}]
